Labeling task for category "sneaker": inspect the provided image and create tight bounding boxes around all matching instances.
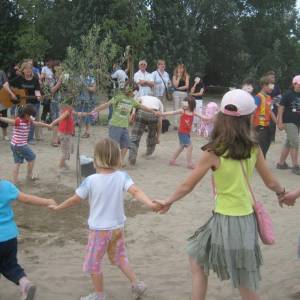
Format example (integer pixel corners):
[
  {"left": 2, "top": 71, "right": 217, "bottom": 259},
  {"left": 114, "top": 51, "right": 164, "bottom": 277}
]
[
  {"left": 80, "top": 293, "right": 105, "bottom": 300},
  {"left": 3, "top": 136, "right": 10, "bottom": 141},
  {"left": 28, "top": 140, "right": 36, "bottom": 145},
  {"left": 132, "top": 281, "right": 147, "bottom": 299},
  {"left": 21, "top": 283, "right": 36, "bottom": 300},
  {"left": 276, "top": 162, "right": 290, "bottom": 170},
  {"left": 292, "top": 165, "right": 300, "bottom": 175}
]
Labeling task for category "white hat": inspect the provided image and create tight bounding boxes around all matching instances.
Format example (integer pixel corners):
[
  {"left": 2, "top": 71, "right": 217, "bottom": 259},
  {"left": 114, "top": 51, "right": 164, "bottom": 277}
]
[{"left": 220, "top": 89, "right": 256, "bottom": 116}]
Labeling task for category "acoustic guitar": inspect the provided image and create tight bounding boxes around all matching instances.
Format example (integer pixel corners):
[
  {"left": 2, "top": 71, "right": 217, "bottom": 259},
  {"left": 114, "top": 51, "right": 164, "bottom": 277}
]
[{"left": 0, "top": 87, "right": 27, "bottom": 109}]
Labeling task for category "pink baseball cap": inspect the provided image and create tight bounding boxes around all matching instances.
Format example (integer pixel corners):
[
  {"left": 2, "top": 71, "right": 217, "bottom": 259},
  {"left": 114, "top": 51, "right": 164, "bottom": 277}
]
[
  {"left": 220, "top": 89, "right": 257, "bottom": 116},
  {"left": 292, "top": 75, "right": 300, "bottom": 84}
]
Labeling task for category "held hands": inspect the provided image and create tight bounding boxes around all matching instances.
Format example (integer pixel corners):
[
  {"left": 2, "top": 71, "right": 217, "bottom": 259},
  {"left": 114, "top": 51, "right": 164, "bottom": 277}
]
[
  {"left": 47, "top": 199, "right": 58, "bottom": 208},
  {"left": 152, "top": 199, "right": 172, "bottom": 214},
  {"left": 279, "top": 191, "right": 297, "bottom": 207}
]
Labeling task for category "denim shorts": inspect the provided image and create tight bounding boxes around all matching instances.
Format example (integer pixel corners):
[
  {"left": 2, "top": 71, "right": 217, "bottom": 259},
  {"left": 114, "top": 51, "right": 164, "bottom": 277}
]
[
  {"left": 11, "top": 144, "right": 36, "bottom": 164},
  {"left": 108, "top": 126, "right": 130, "bottom": 149},
  {"left": 178, "top": 132, "right": 191, "bottom": 147}
]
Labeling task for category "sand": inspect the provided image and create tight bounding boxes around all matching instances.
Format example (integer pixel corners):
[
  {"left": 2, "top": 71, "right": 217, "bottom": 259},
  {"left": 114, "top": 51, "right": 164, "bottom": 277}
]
[{"left": 0, "top": 106, "right": 299, "bottom": 300}]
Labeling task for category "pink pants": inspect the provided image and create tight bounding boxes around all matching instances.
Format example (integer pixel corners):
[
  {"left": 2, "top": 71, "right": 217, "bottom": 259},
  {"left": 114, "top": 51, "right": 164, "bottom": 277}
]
[{"left": 83, "top": 229, "right": 129, "bottom": 274}]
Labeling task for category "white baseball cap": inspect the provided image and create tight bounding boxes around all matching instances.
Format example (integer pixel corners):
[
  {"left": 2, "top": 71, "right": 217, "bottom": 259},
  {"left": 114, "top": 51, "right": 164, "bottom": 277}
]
[{"left": 220, "top": 89, "right": 257, "bottom": 116}]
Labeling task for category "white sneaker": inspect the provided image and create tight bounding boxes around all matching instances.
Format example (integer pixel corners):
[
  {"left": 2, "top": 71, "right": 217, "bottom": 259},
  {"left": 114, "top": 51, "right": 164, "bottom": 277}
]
[
  {"left": 80, "top": 293, "right": 105, "bottom": 300},
  {"left": 132, "top": 281, "right": 147, "bottom": 299},
  {"left": 3, "top": 136, "right": 10, "bottom": 141}
]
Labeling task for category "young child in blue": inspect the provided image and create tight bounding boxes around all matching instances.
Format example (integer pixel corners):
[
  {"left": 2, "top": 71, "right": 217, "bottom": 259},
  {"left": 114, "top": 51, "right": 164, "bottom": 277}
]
[
  {"left": 155, "top": 89, "right": 293, "bottom": 300},
  {"left": 0, "top": 179, "right": 56, "bottom": 300}
]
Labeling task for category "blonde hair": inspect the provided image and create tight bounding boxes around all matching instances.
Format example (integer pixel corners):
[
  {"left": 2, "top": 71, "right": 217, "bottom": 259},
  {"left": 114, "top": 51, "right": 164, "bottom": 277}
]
[
  {"left": 173, "top": 63, "right": 188, "bottom": 81},
  {"left": 20, "top": 62, "right": 33, "bottom": 75},
  {"left": 94, "top": 138, "right": 121, "bottom": 169}
]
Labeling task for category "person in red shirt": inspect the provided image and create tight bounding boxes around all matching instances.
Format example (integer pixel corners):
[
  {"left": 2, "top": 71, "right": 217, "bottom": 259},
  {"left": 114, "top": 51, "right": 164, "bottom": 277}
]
[
  {"left": 50, "top": 104, "right": 88, "bottom": 173},
  {"left": 162, "top": 96, "right": 207, "bottom": 169},
  {"left": 253, "top": 75, "right": 277, "bottom": 158}
]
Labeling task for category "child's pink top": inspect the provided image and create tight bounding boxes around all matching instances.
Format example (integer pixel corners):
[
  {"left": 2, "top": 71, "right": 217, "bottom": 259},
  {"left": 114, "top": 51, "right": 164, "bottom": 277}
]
[
  {"left": 58, "top": 108, "right": 74, "bottom": 135},
  {"left": 179, "top": 111, "right": 194, "bottom": 134}
]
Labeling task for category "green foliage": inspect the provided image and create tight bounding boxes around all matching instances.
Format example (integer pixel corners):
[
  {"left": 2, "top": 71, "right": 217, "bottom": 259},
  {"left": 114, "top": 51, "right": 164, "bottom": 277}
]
[
  {"left": 2, "top": 0, "right": 300, "bottom": 89},
  {"left": 62, "top": 25, "right": 118, "bottom": 105},
  {"left": 15, "top": 26, "right": 50, "bottom": 61}
]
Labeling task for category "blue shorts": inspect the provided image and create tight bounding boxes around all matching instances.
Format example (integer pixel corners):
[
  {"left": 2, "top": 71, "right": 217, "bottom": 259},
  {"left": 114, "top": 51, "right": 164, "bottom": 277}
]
[
  {"left": 108, "top": 126, "right": 130, "bottom": 149},
  {"left": 11, "top": 144, "right": 36, "bottom": 164},
  {"left": 178, "top": 132, "right": 191, "bottom": 147}
]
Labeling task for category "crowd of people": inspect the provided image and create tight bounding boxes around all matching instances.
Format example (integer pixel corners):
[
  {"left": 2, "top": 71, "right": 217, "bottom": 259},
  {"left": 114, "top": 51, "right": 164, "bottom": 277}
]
[{"left": 0, "top": 57, "right": 300, "bottom": 300}]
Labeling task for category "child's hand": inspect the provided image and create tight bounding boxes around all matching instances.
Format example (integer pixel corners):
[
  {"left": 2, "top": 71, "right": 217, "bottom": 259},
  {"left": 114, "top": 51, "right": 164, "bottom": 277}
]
[
  {"left": 153, "top": 199, "right": 172, "bottom": 214},
  {"left": 279, "top": 191, "right": 297, "bottom": 207},
  {"left": 47, "top": 199, "right": 57, "bottom": 207},
  {"left": 151, "top": 201, "right": 163, "bottom": 212}
]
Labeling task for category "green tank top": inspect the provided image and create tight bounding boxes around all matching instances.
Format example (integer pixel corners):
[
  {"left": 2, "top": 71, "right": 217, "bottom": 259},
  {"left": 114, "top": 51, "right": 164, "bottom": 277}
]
[{"left": 213, "top": 147, "right": 258, "bottom": 216}]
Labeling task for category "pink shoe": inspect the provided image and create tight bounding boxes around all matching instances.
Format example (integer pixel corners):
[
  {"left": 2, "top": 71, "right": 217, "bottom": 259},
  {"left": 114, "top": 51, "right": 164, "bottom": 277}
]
[{"left": 169, "top": 159, "right": 179, "bottom": 166}]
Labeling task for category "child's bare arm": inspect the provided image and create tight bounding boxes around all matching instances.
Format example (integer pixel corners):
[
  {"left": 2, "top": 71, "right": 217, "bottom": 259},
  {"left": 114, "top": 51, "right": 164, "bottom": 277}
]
[
  {"left": 50, "top": 111, "right": 70, "bottom": 127},
  {"left": 93, "top": 100, "right": 111, "bottom": 112},
  {"left": 18, "top": 192, "right": 57, "bottom": 207},
  {"left": 0, "top": 116, "right": 15, "bottom": 125},
  {"left": 194, "top": 112, "right": 210, "bottom": 120},
  {"left": 127, "top": 184, "right": 158, "bottom": 210},
  {"left": 164, "top": 150, "right": 217, "bottom": 206},
  {"left": 50, "top": 194, "right": 82, "bottom": 211},
  {"left": 33, "top": 121, "right": 51, "bottom": 128},
  {"left": 162, "top": 109, "right": 183, "bottom": 116}
]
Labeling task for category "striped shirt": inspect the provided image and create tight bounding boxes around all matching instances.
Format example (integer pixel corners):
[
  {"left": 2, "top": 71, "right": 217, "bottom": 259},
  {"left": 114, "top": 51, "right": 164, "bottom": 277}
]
[{"left": 11, "top": 117, "right": 32, "bottom": 146}]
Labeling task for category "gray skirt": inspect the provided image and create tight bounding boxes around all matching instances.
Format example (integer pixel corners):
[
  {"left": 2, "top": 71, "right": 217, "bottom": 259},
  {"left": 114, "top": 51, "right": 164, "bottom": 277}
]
[{"left": 187, "top": 213, "right": 263, "bottom": 291}]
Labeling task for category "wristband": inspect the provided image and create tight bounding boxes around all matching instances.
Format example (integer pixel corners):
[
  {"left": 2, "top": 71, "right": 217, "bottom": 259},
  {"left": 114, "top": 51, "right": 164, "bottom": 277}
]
[{"left": 276, "top": 188, "right": 285, "bottom": 197}]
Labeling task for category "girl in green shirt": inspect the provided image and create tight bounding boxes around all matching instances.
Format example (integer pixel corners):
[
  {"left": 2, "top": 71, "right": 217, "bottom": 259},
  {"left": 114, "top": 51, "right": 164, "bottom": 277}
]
[{"left": 155, "top": 89, "right": 292, "bottom": 300}]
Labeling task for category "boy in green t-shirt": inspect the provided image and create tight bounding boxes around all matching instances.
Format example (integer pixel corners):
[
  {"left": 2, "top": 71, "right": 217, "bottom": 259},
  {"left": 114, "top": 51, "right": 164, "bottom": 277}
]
[{"left": 93, "top": 86, "right": 160, "bottom": 165}]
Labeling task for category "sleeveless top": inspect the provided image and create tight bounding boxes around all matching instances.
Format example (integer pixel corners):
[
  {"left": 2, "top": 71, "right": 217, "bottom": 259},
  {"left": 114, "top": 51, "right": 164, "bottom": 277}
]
[
  {"left": 179, "top": 111, "right": 194, "bottom": 134},
  {"left": 58, "top": 108, "right": 74, "bottom": 135},
  {"left": 175, "top": 78, "right": 188, "bottom": 92},
  {"left": 253, "top": 93, "right": 272, "bottom": 127},
  {"left": 213, "top": 148, "right": 258, "bottom": 216}
]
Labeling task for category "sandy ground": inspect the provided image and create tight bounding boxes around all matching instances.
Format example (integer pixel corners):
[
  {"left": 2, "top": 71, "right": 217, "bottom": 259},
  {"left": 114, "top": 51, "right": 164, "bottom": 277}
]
[{"left": 0, "top": 103, "right": 299, "bottom": 300}]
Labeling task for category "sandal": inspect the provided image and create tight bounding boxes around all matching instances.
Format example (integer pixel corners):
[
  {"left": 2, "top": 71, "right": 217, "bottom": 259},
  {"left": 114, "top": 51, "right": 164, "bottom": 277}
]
[
  {"left": 81, "top": 133, "right": 90, "bottom": 138},
  {"left": 276, "top": 162, "right": 290, "bottom": 170}
]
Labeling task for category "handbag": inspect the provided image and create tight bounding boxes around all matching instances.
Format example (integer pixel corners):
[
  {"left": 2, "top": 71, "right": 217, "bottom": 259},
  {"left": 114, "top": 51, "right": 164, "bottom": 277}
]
[
  {"left": 156, "top": 71, "right": 172, "bottom": 101},
  {"left": 240, "top": 161, "right": 275, "bottom": 245}
]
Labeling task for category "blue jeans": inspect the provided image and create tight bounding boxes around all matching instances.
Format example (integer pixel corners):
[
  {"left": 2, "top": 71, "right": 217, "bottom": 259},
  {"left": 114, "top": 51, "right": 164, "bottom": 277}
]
[{"left": 28, "top": 103, "right": 40, "bottom": 141}]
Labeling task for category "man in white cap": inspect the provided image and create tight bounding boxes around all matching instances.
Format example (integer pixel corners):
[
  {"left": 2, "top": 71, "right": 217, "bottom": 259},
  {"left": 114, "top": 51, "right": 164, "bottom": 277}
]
[
  {"left": 133, "top": 60, "right": 154, "bottom": 97},
  {"left": 277, "top": 75, "right": 300, "bottom": 175}
]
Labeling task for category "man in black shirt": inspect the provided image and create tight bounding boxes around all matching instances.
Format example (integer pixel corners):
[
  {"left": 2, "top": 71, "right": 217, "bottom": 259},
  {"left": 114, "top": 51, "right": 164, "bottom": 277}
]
[{"left": 277, "top": 75, "right": 300, "bottom": 175}]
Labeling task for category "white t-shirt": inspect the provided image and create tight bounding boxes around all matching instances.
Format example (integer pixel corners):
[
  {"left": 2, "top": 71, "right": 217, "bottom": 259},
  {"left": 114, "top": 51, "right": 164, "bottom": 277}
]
[
  {"left": 76, "top": 171, "right": 134, "bottom": 230},
  {"left": 111, "top": 69, "right": 128, "bottom": 89},
  {"left": 139, "top": 95, "right": 164, "bottom": 112},
  {"left": 41, "top": 66, "right": 54, "bottom": 79},
  {"left": 134, "top": 70, "right": 154, "bottom": 97}
]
